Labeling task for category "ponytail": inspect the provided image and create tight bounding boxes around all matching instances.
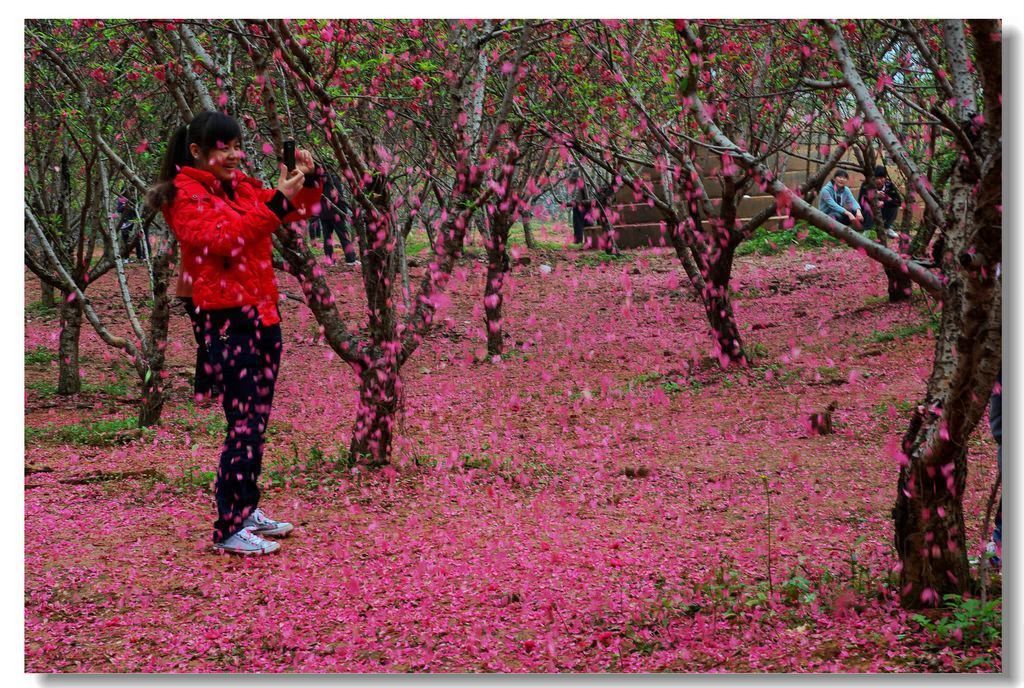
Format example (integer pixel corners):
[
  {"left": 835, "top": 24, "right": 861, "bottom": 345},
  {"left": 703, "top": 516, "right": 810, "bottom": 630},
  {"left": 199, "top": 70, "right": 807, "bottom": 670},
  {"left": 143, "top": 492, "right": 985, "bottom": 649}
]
[{"left": 146, "top": 123, "right": 193, "bottom": 211}]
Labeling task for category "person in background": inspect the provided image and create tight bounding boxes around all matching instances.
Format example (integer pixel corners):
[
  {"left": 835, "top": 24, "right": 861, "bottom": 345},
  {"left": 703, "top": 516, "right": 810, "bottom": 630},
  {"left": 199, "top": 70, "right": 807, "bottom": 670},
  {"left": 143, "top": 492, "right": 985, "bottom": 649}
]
[
  {"left": 859, "top": 166, "right": 901, "bottom": 239},
  {"left": 818, "top": 170, "right": 862, "bottom": 227},
  {"left": 319, "top": 168, "right": 359, "bottom": 266},
  {"left": 570, "top": 177, "right": 589, "bottom": 245},
  {"left": 116, "top": 193, "right": 145, "bottom": 261},
  {"left": 987, "top": 370, "right": 1002, "bottom": 568}
]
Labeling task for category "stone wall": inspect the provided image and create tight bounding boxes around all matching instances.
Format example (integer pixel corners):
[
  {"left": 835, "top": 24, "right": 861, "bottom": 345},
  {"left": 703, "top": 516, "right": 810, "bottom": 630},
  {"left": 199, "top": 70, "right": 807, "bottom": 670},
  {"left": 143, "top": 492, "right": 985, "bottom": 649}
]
[{"left": 580, "top": 142, "right": 923, "bottom": 250}]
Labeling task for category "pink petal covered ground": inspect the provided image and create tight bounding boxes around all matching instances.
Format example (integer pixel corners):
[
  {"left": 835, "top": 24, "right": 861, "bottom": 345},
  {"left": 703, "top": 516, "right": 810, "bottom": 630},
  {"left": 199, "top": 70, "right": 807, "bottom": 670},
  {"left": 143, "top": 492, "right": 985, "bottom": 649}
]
[{"left": 24, "top": 240, "right": 1001, "bottom": 672}]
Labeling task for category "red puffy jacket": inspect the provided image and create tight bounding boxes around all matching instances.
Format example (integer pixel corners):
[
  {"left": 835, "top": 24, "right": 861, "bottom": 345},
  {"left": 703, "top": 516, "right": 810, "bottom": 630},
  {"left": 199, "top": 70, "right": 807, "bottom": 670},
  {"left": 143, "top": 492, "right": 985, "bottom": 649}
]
[{"left": 165, "top": 167, "right": 322, "bottom": 326}]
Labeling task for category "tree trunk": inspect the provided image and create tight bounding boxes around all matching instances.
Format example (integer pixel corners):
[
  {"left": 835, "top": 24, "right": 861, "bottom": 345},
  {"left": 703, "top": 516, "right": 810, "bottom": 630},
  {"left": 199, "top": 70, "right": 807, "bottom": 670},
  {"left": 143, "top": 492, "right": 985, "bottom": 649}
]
[
  {"left": 885, "top": 265, "right": 914, "bottom": 303},
  {"left": 484, "top": 218, "right": 511, "bottom": 357},
  {"left": 702, "top": 243, "right": 747, "bottom": 367},
  {"left": 878, "top": 230, "right": 914, "bottom": 303},
  {"left": 664, "top": 212, "right": 744, "bottom": 366},
  {"left": 907, "top": 181, "right": 937, "bottom": 259},
  {"left": 349, "top": 360, "right": 401, "bottom": 467},
  {"left": 521, "top": 216, "right": 537, "bottom": 250},
  {"left": 136, "top": 234, "right": 176, "bottom": 427},
  {"left": 138, "top": 373, "right": 165, "bottom": 427},
  {"left": 701, "top": 189, "right": 746, "bottom": 368},
  {"left": 350, "top": 195, "right": 402, "bottom": 467},
  {"left": 40, "top": 279, "right": 56, "bottom": 309},
  {"left": 57, "top": 292, "right": 83, "bottom": 395},
  {"left": 893, "top": 68, "right": 1001, "bottom": 607},
  {"left": 893, "top": 274, "right": 1000, "bottom": 607}
]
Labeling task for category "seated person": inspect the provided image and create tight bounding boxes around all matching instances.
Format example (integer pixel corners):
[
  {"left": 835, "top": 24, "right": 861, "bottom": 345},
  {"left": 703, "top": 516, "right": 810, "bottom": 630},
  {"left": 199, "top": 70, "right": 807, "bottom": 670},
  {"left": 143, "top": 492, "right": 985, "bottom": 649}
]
[
  {"left": 818, "top": 170, "right": 862, "bottom": 227},
  {"left": 859, "top": 166, "right": 902, "bottom": 239}
]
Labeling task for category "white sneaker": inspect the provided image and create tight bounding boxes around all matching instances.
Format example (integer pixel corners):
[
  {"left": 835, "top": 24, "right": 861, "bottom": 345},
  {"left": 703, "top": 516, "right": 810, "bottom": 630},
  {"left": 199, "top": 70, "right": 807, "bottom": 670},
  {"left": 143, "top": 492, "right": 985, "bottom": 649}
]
[
  {"left": 213, "top": 527, "right": 281, "bottom": 555},
  {"left": 346, "top": 259, "right": 361, "bottom": 268},
  {"left": 885, "top": 228, "right": 899, "bottom": 239},
  {"left": 242, "top": 507, "right": 294, "bottom": 537}
]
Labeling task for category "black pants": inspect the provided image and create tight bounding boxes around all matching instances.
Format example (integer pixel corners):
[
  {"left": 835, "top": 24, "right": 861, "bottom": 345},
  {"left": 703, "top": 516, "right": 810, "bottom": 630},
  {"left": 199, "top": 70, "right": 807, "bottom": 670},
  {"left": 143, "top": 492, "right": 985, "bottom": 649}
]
[
  {"left": 880, "top": 205, "right": 899, "bottom": 229},
  {"left": 323, "top": 220, "right": 357, "bottom": 263},
  {"left": 863, "top": 206, "right": 899, "bottom": 233},
  {"left": 572, "top": 205, "right": 587, "bottom": 244},
  {"left": 120, "top": 222, "right": 145, "bottom": 260},
  {"left": 990, "top": 370, "right": 1002, "bottom": 541},
  {"left": 200, "top": 306, "right": 283, "bottom": 543},
  {"left": 179, "top": 297, "right": 216, "bottom": 400}
]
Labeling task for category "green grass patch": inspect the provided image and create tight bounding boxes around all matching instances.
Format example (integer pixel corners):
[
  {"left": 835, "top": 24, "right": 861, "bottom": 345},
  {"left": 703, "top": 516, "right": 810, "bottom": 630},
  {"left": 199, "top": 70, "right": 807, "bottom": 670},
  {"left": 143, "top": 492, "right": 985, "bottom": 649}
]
[
  {"left": 752, "top": 362, "right": 801, "bottom": 385},
  {"left": 169, "top": 402, "right": 227, "bottom": 439},
  {"left": 25, "top": 301, "right": 58, "bottom": 319},
  {"left": 26, "top": 417, "right": 152, "bottom": 447},
  {"left": 173, "top": 464, "right": 218, "bottom": 492},
  {"left": 262, "top": 442, "right": 355, "bottom": 490},
  {"left": 403, "top": 230, "right": 433, "bottom": 257},
  {"left": 863, "top": 294, "right": 891, "bottom": 307},
  {"left": 499, "top": 347, "right": 532, "bottom": 362},
  {"left": 509, "top": 222, "right": 565, "bottom": 250},
  {"left": 872, "top": 399, "right": 916, "bottom": 417},
  {"left": 403, "top": 221, "right": 565, "bottom": 259},
  {"left": 576, "top": 251, "right": 629, "bottom": 267},
  {"left": 731, "top": 286, "right": 764, "bottom": 300},
  {"left": 737, "top": 222, "right": 841, "bottom": 257},
  {"left": 26, "top": 379, "right": 131, "bottom": 398},
  {"left": 622, "top": 371, "right": 689, "bottom": 397},
  {"left": 868, "top": 322, "right": 932, "bottom": 343},
  {"left": 25, "top": 347, "right": 57, "bottom": 366},
  {"left": 746, "top": 341, "right": 769, "bottom": 360},
  {"left": 816, "top": 365, "right": 842, "bottom": 379}
]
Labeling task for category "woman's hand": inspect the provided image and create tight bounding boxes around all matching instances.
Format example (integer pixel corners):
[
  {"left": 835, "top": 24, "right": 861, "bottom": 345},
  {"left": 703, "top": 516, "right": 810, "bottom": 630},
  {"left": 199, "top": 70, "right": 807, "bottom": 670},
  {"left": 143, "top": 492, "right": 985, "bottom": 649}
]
[
  {"left": 295, "top": 148, "right": 316, "bottom": 176},
  {"left": 276, "top": 164, "right": 305, "bottom": 200}
]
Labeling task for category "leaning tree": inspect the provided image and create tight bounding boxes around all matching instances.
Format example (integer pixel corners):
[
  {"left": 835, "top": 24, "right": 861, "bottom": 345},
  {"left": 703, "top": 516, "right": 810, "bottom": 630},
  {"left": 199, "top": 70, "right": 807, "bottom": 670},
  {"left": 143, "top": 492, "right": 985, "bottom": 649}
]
[{"left": 675, "top": 19, "right": 999, "bottom": 608}]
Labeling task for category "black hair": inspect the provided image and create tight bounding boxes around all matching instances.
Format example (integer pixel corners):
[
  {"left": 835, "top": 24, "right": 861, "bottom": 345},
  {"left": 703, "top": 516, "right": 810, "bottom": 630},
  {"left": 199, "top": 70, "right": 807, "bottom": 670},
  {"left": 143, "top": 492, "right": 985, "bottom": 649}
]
[
  {"left": 146, "top": 111, "right": 243, "bottom": 210},
  {"left": 873, "top": 165, "right": 887, "bottom": 179},
  {"left": 833, "top": 170, "right": 849, "bottom": 180}
]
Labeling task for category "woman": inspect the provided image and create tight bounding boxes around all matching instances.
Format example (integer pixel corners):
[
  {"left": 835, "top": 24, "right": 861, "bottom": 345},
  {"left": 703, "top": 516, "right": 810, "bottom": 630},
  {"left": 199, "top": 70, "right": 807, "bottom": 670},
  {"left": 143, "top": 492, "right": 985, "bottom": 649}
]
[{"left": 148, "top": 111, "right": 322, "bottom": 555}]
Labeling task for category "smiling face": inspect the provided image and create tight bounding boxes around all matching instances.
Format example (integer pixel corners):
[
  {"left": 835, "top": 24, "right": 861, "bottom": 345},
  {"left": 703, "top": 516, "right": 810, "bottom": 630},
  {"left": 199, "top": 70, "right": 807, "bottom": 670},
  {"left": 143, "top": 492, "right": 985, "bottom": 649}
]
[
  {"left": 190, "top": 138, "right": 243, "bottom": 182},
  {"left": 833, "top": 175, "right": 848, "bottom": 191}
]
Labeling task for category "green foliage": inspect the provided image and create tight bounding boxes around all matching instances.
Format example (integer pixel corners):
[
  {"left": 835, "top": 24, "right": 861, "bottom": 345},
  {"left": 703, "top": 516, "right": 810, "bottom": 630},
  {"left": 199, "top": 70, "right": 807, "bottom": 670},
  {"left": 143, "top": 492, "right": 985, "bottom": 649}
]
[
  {"left": 173, "top": 464, "right": 218, "bottom": 492},
  {"left": 816, "top": 365, "right": 841, "bottom": 379},
  {"left": 576, "top": 251, "right": 629, "bottom": 267},
  {"left": 868, "top": 322, "right": 932, "bottom": 343},
  {"left": 26, "top": 417, "right": 151, "bottom": 446},
  {"left": 746, "top": 341, "right": 769, "bottom": 360},
  {"left": 871, "top": 398, "right": 915, "bottom": 417},
  {"left": 752, "top": 362, "right": 800, "bottom": 385},
  {"left": 403, "top": 230, "right": 433, "bottom": 257},
  {"left": 911, "top": 595, "right": 1002, "bottom": 648},
  {"left": 731, "top": 285, "right": 763, "bottom": 300},
  {"left": 26, "top": 379, "right": 130, "bottom": 398},
  {"left": 262, "top": 442, "right": 354, "bottom": 490},
  {"left": 26, "top": 301, "right": 58, "bottom": 319},
  {"left": 170, "top": 403, "right": 227, "bottom": 439},
  {"left": 25, "top": 347, "right": 57, "bottom": 365},
  {"left": 499, "top": 347, "right": 532, "bottom": 362},
  {"left": 508, "top": 222, "right": 564, "bottom": 250},
  {"left": 737, "top": 223, "right": 841, "bottom": 256},
  {"left": 862, "top": 294, "right": 891, "bottom": 307},
  {"left": 622, "top": 371, "right": 689, "bottom": 397}
]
